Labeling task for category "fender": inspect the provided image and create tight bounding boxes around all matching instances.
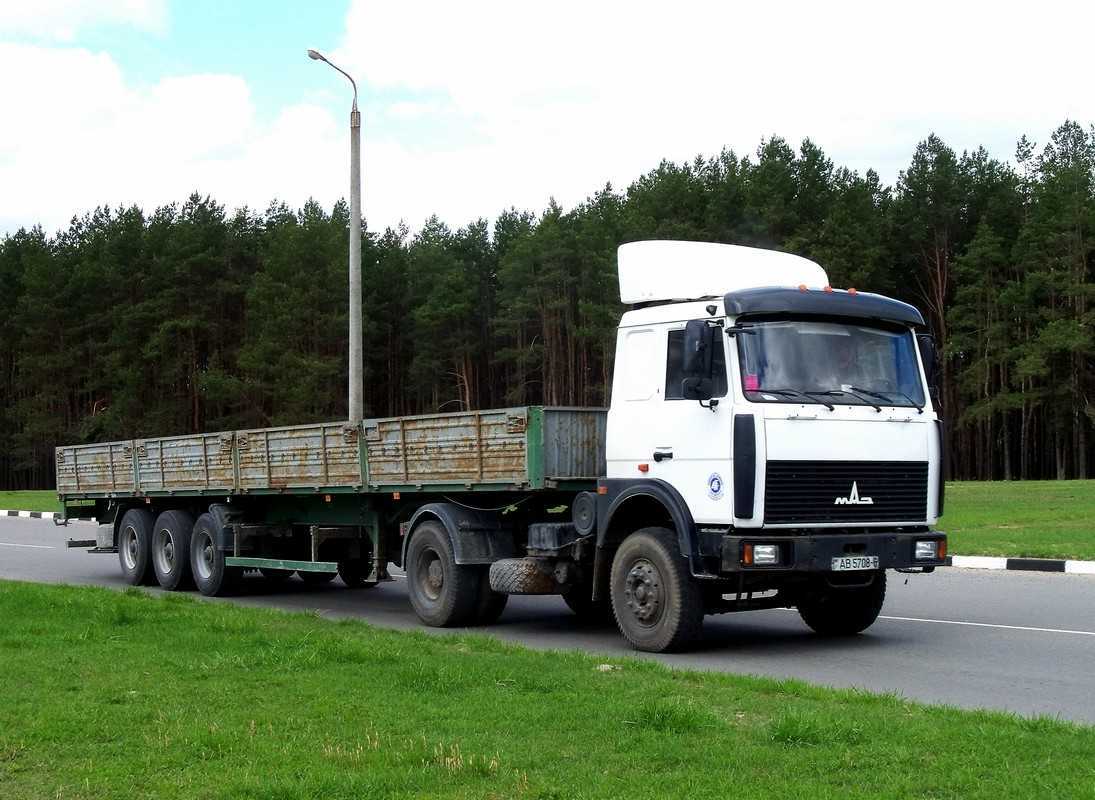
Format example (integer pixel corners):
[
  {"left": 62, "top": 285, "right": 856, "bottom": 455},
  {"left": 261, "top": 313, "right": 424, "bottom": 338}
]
[
  {"left": 207, "top": 503, "right": 244, "bottom": 550},
  {"left": 400, "top": 502, "right": 516, "bottom": 567},
  {"left": 595, "top": 478, "right": 710, "bottom": 578}
]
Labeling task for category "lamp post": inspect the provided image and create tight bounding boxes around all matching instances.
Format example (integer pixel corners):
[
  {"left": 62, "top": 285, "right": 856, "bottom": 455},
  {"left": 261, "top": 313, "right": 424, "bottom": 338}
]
[{"left": 308, "top": 48, "right": 363, "bottom": 423}]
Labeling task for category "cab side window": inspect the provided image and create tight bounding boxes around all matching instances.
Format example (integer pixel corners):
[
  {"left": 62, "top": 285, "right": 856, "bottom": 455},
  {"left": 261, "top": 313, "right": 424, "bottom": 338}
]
[{"left": 665, "top": 328, "right": 728, "bottom": 400}]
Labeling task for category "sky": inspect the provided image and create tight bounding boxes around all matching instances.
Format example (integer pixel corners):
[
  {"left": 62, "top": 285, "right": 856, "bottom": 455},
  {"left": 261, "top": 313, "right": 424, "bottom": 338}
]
[{"left": 1, "top": 0, "right": 1093, "bottom": 237}]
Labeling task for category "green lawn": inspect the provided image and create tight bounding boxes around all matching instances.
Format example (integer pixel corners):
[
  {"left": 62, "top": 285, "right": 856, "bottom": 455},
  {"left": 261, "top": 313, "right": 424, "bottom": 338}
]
[
  {"left": 0, "top": 490, "right": 60, "bottom": 513},
  {"left": 0, "top": 581, "right": 1091, "bottom": 799},
  {"left": 3, "top": 481, "right": 1095, "bottom": 559},
  {"left": 944, "top": 480, "right": 1095, "bottom": 561}
]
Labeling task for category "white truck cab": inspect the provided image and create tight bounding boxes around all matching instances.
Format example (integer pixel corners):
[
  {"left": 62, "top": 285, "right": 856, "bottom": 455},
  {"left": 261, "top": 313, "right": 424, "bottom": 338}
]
[{"left": 591, "top": 240, "right": 946, "bottom": 650}]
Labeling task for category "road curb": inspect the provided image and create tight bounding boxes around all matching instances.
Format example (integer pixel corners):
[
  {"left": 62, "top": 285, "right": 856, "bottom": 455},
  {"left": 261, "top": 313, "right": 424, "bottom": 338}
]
[
  {"left": 946, "top": 555, "right": 1095, "bottom": 575},
  {"left": 1, "top": 509, "right": 96, "bottom": 523}
]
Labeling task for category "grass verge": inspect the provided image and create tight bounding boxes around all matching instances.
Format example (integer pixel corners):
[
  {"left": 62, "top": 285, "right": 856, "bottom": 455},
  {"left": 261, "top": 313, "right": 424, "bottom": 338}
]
[
  {"left": 1, "top": 580, "right": 1093, "bottom": 799},
  {"left": 0, "top": 490, "right": 60, "bottom": 513},
  {"left": 945, "top": 479, "right": 1095, "bottom": 560}
]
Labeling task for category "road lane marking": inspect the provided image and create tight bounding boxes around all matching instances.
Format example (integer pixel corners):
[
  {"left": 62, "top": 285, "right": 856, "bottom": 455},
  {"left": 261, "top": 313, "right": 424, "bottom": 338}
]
[
  {"left": 0, "top": 542, "right": 55, "bottom": 549},
  {"left": 877, "top": 614, "right": 1095, "bottom": 637}
]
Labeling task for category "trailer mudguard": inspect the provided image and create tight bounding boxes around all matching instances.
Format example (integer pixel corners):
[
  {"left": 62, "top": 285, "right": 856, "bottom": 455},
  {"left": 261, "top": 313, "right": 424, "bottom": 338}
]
[
  {"left": 401, "top": 502, "right": 516, "bottom": 567},
  {"left": 595, "top": 478, "right": 708, "bottom": 577}
]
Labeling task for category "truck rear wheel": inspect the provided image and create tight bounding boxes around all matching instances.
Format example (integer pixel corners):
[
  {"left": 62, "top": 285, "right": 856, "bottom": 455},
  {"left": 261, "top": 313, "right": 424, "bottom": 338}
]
[
  {"left": 610, "top": 527, "right": 704, "bottom": 652},
  {"left": 118, "top": 508, "right": 156, "bottom": 586},
  {"left": 796, "top": 571, "right": 887, "bottom": 636},
  {"left": 338, "top": 559, "right": 377, "bottom": 589},
  {"left": 190, "top": 513, "right": 242, "bottom": 597},
  {"left": 406, "top": 521, "right": 479, "bottom": 627},
  {"left": 151, "top": 510, "right": 194, "bottom": 590}
]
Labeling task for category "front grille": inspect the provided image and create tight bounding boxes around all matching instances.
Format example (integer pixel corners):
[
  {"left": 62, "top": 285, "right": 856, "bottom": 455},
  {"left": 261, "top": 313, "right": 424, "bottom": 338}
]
[{"left": 764, "top": 461, "right": 928, "bottom": 524}]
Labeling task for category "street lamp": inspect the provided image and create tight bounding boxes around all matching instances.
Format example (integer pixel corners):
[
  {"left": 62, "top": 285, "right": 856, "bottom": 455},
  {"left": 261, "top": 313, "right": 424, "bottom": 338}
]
[{"left": 308, "top": 48, "right": 363, "bottom": 424}]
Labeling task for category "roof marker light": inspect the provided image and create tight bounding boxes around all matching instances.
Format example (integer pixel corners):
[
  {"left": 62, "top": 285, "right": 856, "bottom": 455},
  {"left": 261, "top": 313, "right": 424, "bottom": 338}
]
[
  {"left": 848, "top": 287, "right": 857, "bottom": 295},
  {"left": 798, "top": 284, "right": 808, "bottom": 291},
  {"left": 823, "top": 285, "right": 833, "bottom": 293}
]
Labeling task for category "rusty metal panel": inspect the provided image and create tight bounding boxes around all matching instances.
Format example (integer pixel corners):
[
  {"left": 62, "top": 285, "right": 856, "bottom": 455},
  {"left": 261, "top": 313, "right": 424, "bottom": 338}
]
[
  {"left": 237, "top": 422, "right": 361, "bottom": 490},
  {"left": 541, "top": 407, "right": 608, "bottom": 478},
  {"left": 55, "top": 440, "right": 135, "bottom": 494},
  {"left": 134, "top": 433, "right": 234, "bottom": 492},
  {"left": 364, "top": 408, "right": 529, "bottom": 485}
]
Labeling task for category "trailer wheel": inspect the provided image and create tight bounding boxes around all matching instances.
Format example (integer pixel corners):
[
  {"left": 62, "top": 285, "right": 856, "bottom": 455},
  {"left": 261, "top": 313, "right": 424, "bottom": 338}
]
[
  {"left": 190, "top": 513, "right": 242, "bottom": 597},
  {"left": 406, "top": 520, "right": 479, "bottom": 627},
  {"left": 609, "top": 526, "right": 704, "bottom": 652},
  {"left": 796, "top": 571, "right": 887, "bottom": 636},
  {"left": 474, "top": 567, "right": 508, "bottom": 625},
  {"left": 118, "top": 508, "right": 156, "bottom": 586},
  {"left": 151, "top": 509, "right": 194, "bottom": 591},
  {"left": 299, "top": 571, "right": 336, "bottom": 585}
]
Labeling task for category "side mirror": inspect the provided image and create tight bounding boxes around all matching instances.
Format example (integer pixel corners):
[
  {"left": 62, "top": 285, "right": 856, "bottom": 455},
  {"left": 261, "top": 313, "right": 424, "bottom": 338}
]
[
  {"left": 682, "top": 319, "right": 715, "bottom": 401},
  {"left": 916, "top": 333, "right": 938, "bottom": 387}
]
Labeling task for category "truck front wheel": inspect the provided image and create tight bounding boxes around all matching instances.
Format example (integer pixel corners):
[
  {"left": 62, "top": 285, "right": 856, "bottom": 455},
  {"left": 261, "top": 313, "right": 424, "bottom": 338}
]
[
  {"left": 796, "top": 571, "right": 887, "bottom": 636},
  {"left": 609, "top": 527, "right": 704, "bottom": 652},
  {"left": 406, "top": 521, "right": 479, "bottom": 627}
]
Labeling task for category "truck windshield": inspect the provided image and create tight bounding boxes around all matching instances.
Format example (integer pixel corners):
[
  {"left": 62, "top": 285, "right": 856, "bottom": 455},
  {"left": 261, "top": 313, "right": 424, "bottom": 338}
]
[{"left": 736, "top": 320, "right": 926, "bottom": 408}]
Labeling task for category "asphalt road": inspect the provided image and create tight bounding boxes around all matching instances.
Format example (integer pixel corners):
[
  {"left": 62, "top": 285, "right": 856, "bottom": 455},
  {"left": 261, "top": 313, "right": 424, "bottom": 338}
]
[{"left": 3, "top": 516, "right": 1094, "bottom": 723}]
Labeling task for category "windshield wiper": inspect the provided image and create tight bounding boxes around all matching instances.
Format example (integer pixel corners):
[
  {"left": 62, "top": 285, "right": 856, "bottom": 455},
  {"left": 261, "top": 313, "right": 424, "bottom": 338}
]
[
  {"left": 814, "top": 388, "right": 882, "bottom": 413},
  {"left": 750, "top": 387, "right": 835, "bottom": 411},
  {"left": 849, "top": 386, "right": 925, "bottom": 414}
]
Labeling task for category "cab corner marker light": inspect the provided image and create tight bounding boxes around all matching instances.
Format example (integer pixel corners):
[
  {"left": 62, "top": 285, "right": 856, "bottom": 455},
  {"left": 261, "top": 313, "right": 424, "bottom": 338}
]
[
  {"left": 638, "top": 463, "right": 650, "bottom": 473},
  {"left": 848, "top": 287, "right": 858, "bottom": 295},
  {"left": 742, "top": 543, "right": 754, "bottom": 565}
]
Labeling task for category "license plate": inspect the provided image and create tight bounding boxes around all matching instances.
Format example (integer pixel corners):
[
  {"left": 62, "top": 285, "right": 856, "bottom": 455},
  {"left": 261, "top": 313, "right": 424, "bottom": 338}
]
[{"left": 831, "top": 556, "right": 880, "bottom": 571}]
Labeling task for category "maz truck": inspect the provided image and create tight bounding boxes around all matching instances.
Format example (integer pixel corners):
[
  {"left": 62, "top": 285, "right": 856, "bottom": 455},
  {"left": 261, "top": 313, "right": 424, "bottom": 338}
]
[{"left": 56, "top": 240, "right": 947, "bottom": 652}]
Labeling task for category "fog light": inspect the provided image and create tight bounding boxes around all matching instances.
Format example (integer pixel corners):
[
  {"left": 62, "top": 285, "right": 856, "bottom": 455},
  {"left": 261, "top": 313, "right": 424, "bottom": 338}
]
[
  {"left": 753, "top": 544, "right": 780, "bottom": 565},
  {"left": 914, "top": 540, "right": 938, "bottom": 560}
]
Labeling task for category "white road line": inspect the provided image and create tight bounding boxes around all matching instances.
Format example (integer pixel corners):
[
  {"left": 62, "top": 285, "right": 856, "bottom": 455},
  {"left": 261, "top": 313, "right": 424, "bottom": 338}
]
[
  {"left": 0, "top": 541, "right": 55, "bottom": 549},
  {"left": 878, "top": 614, "right": 1095, "bottom": 637}
]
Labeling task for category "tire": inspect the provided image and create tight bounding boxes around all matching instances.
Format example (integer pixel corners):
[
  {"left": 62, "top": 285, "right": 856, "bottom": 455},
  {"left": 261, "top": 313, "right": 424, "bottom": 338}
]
[
  {"left": 299, "top": 570, "right": 337, "bottom": 585},
  {"left": 474, "top": 567, "right": 508, "bottom": 625},
  {"left": 259, "top": 568, "right": 293, "bottom": 583},
  {"left": 405, "top": 520, "right": 479, "bottom": 627},
  {"left": 151, "top": 509, "right": 194, "bottom": 591},
  {"left": 338, "top": 559, "right": 378, "bottom": 589},
  {"left": 796, "top": 571, "right": 887, "bottom": 636},
  {"left": 190, "top": 513, "right": 242, "bottom": 597},
  {"left": 117, "top": 508, "right": 156, "bottom": 586},
  {"left": 609, "top": 526, "right": 704, "bottom": 652},
  {"left": 561, "top": 583, "right": 614, "bottom": 625}
]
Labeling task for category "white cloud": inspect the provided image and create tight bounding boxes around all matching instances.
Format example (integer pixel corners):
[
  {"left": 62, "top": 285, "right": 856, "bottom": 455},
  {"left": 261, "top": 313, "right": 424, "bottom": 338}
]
[
  {"left": 0, "top": 43, "right": 345, "bottom": 234},
  {"left": 329, "top": 0, "right": 1095, "bottom": 226},
  {"left": 0, "top": 0, "right": 167, "bottom": 41},
  {"left": 1, "top": 1, "right": 1094, "bottom": 238}
]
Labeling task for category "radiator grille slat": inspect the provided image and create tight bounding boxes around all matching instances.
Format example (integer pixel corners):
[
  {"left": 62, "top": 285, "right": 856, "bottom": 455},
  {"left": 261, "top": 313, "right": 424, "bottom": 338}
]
[{"left": 764, "top": 461, "right": 928, "bottom": 524}]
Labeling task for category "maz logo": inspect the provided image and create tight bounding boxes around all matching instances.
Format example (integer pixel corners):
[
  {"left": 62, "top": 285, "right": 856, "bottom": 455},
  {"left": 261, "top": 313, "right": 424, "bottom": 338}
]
[{"left": 834, "top": 481, "right": 873, "bottom": 505}]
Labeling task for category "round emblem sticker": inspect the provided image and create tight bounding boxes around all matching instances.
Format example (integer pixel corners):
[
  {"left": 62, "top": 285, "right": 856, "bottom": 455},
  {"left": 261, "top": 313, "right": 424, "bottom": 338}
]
[{"left": 707, "top": 472, "right": 724, "bottom": 499}]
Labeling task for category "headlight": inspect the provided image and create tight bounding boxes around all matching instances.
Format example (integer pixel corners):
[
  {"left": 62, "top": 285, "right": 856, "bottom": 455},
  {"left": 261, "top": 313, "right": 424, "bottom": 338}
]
[
  {"left": 914, "top": 540, "right": 939, "bottom": 560},
  {"left": 751, "top": 543, "right": 780, "bottom": 565}
]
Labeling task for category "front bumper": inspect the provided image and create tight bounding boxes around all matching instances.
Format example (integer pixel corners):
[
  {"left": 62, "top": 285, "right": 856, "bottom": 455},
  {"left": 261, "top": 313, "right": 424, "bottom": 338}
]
[{"left": 719, "top": 531, "right": 946, "bottom": 573}]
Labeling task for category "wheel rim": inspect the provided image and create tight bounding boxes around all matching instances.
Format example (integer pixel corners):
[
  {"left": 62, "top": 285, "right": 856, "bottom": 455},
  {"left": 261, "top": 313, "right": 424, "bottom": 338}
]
[
  {"left": 195, "top": 531, "right": 215, "bottom": 582},
  {"left": 121, "top": 526, "right": 139, "bottom": 571},
  {"left": 153, "top": 529, "right": 174, "bottom": 576},
  {"left": 416, "top": 548, "right": 444, "bottom": 602},
  {"left": 623, "top": 557, "right": 664, "bottom": 628}
]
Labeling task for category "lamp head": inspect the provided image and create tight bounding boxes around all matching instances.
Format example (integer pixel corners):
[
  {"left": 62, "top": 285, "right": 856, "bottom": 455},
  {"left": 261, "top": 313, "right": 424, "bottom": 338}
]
[{"left": 307, "top": 49, "right": 325, "bottom": 61}]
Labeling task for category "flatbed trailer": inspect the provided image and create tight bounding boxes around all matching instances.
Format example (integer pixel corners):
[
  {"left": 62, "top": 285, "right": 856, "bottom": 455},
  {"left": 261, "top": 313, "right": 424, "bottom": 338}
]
[{"left": 58, "top": 407, "right": 606, "bottom": 603}]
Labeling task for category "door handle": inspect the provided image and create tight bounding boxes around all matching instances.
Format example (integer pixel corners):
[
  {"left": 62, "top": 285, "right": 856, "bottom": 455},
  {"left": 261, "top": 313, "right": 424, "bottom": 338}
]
[{"left": 653, "top": 450, "right": 674, "bottom": 462}]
